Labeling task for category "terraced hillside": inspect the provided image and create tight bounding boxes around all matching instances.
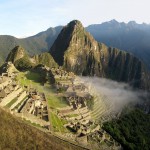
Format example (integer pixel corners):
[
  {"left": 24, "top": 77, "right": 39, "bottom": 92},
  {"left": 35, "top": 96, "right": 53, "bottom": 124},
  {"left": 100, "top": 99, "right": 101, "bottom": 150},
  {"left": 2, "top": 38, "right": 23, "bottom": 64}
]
[
  {"left": 0, "top": 62, "right": 122, "bottom": 149},
  {"left": 0, "top": 67, "right": 90, "bottom": 149}
]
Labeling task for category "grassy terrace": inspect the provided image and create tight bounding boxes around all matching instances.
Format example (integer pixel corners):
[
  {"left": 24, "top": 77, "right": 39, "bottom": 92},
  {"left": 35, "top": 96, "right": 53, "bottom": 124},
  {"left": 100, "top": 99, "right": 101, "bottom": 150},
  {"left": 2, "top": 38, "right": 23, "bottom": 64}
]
[
  {"left": 5, "top": 98, "right": 18, "bottom": 108},
  {"left": 16, "top": 71, "right": 69, "bottom": 132},
  {"left": 16, "top": 72, "right": 68, "bottom": 108},
  {"left": 50, "top": 112, "right": 68, "bottom": 133}
]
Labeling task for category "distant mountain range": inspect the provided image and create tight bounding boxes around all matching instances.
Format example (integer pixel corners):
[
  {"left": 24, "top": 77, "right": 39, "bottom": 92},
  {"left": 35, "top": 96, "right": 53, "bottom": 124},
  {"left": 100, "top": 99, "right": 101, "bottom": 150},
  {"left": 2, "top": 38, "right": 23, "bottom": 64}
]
[
  {"left": 86, "top": 20, "right": 150, "bottom": 70},
  {"left": 5, "top": 20, "right": 150, "bottom": 90},
  {"left": 50, "top": 20, "right": 150, "bottom": 90},
  {"left": 0, "top": 20, "right": 150, "bottom": 71},
  {"left": 0, "top": 26, "right": 62, "bottom": 64}
]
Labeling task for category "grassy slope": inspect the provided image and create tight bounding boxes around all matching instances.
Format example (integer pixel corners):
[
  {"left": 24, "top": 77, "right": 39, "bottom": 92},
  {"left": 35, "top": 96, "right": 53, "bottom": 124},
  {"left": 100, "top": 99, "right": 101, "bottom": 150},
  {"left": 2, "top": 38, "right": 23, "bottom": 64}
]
[
  {"left": 0, "top": 108, "right": 85, "bottom": 150},
  {"left": 50, "top": 112, "right": 68, "bottom": 133}
]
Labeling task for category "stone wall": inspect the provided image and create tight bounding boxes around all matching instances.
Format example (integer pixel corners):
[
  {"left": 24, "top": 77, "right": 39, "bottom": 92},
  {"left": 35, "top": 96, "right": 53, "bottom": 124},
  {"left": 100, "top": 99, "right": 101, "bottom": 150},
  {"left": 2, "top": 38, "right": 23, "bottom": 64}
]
[
  {"left": 10, "top": 91, "right": 27, "bottom": 110},
  {"left": 0, "top": 87, "right": 23, "bottom": 106},
  {"left": 0, "top": 79, "right": 12, "bottom": 90}
]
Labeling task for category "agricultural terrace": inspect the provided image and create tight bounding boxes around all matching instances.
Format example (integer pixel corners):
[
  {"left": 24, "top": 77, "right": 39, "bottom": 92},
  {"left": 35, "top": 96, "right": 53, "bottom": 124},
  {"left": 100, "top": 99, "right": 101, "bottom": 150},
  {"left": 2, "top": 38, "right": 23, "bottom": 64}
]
[{"left": 16, "top": 71, "right": 69, "bottom": 133}]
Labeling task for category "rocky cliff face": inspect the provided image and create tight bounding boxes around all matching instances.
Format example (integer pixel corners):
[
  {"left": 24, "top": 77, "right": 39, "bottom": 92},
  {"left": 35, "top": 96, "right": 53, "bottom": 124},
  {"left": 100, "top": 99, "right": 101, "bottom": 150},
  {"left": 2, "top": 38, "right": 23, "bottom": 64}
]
[{"left": 50, "top": 20, "right": 150, "bottom": 90}]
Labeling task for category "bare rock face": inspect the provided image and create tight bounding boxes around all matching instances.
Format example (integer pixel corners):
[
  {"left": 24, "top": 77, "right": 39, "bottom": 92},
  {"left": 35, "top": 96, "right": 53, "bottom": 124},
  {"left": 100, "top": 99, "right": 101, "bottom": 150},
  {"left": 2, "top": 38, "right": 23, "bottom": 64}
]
[{"left": 50, "top": 20, "right": 150, "bottom": 90}]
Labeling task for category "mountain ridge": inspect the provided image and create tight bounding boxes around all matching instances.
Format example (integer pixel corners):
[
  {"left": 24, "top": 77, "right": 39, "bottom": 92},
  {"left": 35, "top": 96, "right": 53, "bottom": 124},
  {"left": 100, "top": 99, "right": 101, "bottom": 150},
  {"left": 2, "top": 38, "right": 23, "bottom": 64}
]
[
  {"left": 50, "top": 20, "right": 150, "bottom": 90},
  {"left": 0, "top": 20, "right": 150, "bottom": 71},
  {"left": 0, "top": 26, "right": 63, "bottom": 65},
  {"left": 86, "top": 20, "right": 150, "bottom": 70}
]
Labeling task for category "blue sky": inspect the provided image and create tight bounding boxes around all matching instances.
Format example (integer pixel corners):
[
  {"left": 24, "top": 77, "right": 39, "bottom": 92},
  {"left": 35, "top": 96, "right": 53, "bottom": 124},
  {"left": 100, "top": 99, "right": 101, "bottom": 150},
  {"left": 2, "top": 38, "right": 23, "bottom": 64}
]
[{"left": 0, "top": 0, "right": 150, "bottom": 38}]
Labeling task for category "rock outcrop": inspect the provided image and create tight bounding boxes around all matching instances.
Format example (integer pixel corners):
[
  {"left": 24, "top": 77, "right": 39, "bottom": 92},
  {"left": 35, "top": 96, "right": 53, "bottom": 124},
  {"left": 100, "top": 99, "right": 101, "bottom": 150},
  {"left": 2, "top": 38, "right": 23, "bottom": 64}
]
[
  {"left": 6, "top": 46, "right": 33, "bottom": 70},
  {"left": 6, "top": 46, "right": 26, "bottom": 63},
  {"left": 50, "top": 20, "right": 150, "bottom": 90}
]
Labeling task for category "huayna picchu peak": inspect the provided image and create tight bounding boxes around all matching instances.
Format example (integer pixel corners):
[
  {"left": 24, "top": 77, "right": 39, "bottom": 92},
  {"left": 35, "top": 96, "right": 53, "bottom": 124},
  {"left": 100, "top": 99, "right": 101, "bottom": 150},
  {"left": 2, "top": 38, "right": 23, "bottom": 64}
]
[{"left": 50, "top": 20, "right": 150, "bottom": 90}]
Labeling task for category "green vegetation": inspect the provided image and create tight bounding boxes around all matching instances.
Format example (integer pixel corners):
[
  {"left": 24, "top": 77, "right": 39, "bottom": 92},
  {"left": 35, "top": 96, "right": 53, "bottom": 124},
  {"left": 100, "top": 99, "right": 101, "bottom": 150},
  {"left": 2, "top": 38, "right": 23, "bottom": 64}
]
[
  {"left": 50, "top": 112, "right": 68, "bottom": 133},
  {"left": 16, "top": 71, "right": 44, "bottom": 87},
  {"left": 33, "top": 52, "right": 58, "bottom": 68},
  {"left": 23, "top": 118, "right": 42, "bottom": 128},
  {"left": 14, "top": 56, "right": 33, "bottom": 71},
  {"left": 16, "top": 71, "right": 68, "bottom": 109},
  {"left": 25, "top": 71, "right": 44, "bottom": 83},
  {"left": 47, "top": 96, "right": 68, "bottom": 109},
  {"left": 16, "top": 71, "right": 69, "bottom": 133},
  {"left": 103, "top": 109, "right": 150, "bottom": 150},
  {"left": 5, "top": 98, "right": 17, "bottom": 108},
  {"left": 14, "top": 96, "right": 28, "bottom": 110}
]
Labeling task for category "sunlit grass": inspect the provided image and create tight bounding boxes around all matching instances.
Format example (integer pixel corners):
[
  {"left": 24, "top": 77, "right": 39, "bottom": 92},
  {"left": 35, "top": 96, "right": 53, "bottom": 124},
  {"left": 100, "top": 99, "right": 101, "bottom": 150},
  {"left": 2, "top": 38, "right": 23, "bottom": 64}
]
[
  {"left": 16, "top": 71, "right": 68, "bottom": 108},
  {"left": 50, "top": 112, "right": 68, "bottom": 133},
  {"left": 16, "top": 71, "right": 69, "bottom": 133},
  {"left": 5, "top": 98, "right": 17, "bottom": 108}
]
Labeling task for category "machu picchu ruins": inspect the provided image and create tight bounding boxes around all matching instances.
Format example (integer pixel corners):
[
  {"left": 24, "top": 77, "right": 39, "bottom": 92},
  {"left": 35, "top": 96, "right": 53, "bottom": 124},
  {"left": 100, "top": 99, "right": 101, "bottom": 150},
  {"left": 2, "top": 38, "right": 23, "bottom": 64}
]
[{"left": 0, "top": 62, "right": 122, "bottom": 149}]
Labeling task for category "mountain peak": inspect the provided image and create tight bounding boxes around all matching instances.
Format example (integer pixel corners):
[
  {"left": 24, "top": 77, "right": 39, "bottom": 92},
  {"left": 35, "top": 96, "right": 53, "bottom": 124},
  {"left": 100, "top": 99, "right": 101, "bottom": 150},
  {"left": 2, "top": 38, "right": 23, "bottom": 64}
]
[
  {"left": 50, "top": 20, "right": 150, "bottom": 89},
  {"left": 128, "top": 21, "right": 137, "bottom": 26},
  {"left": 109, "top": 19, "right": 118, "bottom": 24},
  {"left": 50, "top": 20, "right": 87, "bottom": 66},
  {"left": 6, "top": 45, "right": 26, "bottom": 63},
  {"left": 67, "top": 20, "right": 83, "bottom": 26},
  {"left": 65, "top": 20, "right": 84, "bottom": 32}
]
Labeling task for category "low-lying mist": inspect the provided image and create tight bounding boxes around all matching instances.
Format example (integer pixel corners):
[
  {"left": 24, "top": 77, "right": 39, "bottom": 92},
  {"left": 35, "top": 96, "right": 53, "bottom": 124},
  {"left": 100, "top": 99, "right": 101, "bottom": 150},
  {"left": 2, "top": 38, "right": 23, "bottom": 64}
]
[{"left": 80, "top": 77, "right": 148, "bottom": 116}]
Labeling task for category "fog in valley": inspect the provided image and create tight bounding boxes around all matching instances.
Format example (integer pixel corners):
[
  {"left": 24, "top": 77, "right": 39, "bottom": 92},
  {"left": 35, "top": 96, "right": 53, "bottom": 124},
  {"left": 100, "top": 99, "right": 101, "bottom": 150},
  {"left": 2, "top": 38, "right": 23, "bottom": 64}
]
[{"left": 80, "top": 77, "right": 148, "bottom": 117}]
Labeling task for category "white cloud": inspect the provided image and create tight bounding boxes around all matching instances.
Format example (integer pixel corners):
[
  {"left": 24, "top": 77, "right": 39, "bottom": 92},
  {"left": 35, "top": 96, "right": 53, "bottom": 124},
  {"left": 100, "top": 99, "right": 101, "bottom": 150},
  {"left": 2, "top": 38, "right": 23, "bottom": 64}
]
[{"left": 80, "top": 77, "right": 148, "bottom": 115}]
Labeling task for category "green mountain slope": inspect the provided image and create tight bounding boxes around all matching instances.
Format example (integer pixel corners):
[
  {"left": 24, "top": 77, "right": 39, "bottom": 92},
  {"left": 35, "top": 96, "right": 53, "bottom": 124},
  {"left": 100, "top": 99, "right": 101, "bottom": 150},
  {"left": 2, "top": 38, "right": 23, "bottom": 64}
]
[
  {"left": 1, "top": 20, "right": 150, "bottom": 71},
  {"left": 103, "top": 109, "right": 150, "bottom": 150},
  {"left": 0, "top": 26, "right": 62, "bottom": 65},
  {"left": 50, "top": 20, "right": 150, "bottom": 90},
  {"left": 6, "top": 46, "right": 33, "bottom": 70},
  {"left": 33, "top": 52, "right": 58, "bottom": 68}
]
